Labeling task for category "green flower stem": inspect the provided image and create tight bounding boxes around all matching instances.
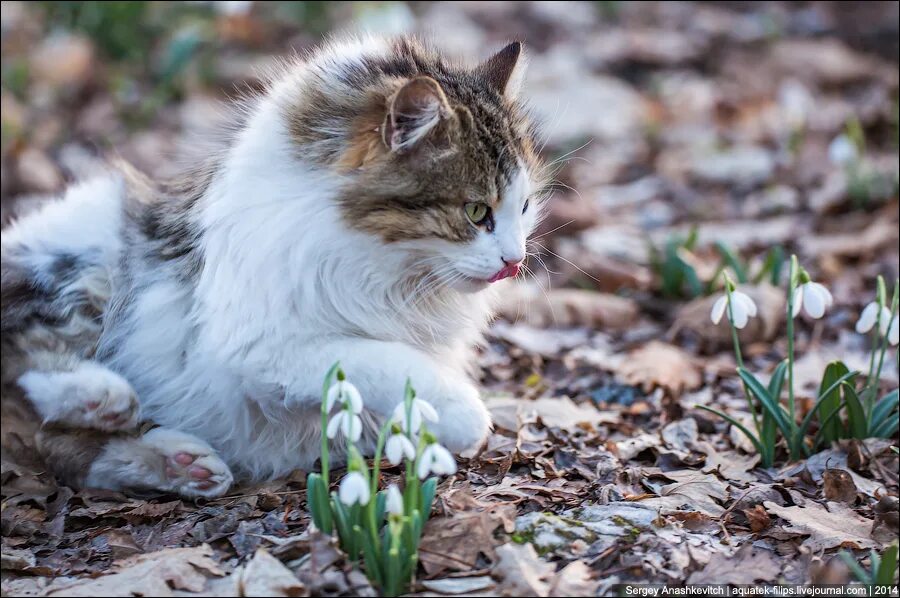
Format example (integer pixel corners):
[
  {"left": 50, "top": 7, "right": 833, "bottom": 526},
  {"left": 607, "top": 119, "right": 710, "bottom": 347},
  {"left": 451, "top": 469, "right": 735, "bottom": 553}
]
[
  {"left": 786, "top": 256, "right": 798, "bottom": 426},
  {"left": 863, "top": 276, "right": 888, "bottom": 405},
  {"left": 320, "top": 362, "right": 342, "bottom": 485},
  {"left": 368, "top": 421, "right": 391, "bottom": 549},
  {"left": 724, "top": 282, "right": 760, "bottom": 433},
  {"left": 871, "top": 282, "right": 899, "bottom": 400}
]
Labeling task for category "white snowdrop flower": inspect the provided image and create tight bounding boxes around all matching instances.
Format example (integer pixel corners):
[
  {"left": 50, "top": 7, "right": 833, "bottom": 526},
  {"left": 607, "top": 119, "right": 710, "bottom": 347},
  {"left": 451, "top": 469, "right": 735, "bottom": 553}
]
[
  {"left": 855, "top": 302, "right": 892, "bottom": 336},
  {"left": 792, "top": 281, "right": 833, "bottom": 320},
  {"left": 828, "top": 134, "right": 858, "bottom": 166},
  {"left": 326, "top": 411, "right": 362, "bottom": 442},
  {"left": 385, "top": 433, "right": 417, "bottom": 465},
  {"left": 710, "top": 290, "right": 758, "bottom": 329},
  {"left": 417, "top": 443, "right": 457, "bottom": 479},
  {"left": 326, "top": 380, "right": 363, "bottom": 414},
  {"left": 338, "top": 471, "right": 370, "bottom": 506},
  {"left": 889, "top": 317, "right": 899, "bottom": 346},
  {"left": 385, "top": 484, "right": 404, "bottom": 515},
  {"left": 391, "top": 398, "right": 439, "bottom": 434}
]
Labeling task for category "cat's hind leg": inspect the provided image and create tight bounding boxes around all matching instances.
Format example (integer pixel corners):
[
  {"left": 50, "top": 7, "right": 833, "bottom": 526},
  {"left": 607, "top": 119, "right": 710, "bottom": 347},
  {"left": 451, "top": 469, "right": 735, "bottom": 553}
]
[
  {"left": 18, "top": 358, "right": 140, "bottom": 432},
  {"left": 37, "top": 426, "right": 233, "bottom": 499}
]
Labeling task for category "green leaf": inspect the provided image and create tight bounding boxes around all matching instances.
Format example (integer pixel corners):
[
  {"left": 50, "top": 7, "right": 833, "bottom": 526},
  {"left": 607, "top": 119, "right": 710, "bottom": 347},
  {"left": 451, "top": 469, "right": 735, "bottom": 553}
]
[
  {"left": 871, "top": 389, "right": 899, "bottom": 429},
  {"left": 358, "top": 525, "right": 384, "bottom": 587},
  {"left": 307, "top": 474, "right": 323, "bottom": 530},
  {"left": 842, "top": 383, "right": 868, "bottom": 439},
  {"left": 420, "top": 478, "right": 437, "bottom": 521},
  {"left": 839, "top": 551, "right": 873, "bottom": 585},
  {"left": 870, "top": 413, "right": 899, "bottom": 438},
  {"left": 816, "top": 361, "right": 849, "bottom": 443},
  {"left": 696, "top": 405, "right": 765, "bottom": 457},
  {"left": 738, "top": 368, "right": 792, "bottom": 437},
  {"left": 801, "top": 368, "right": 860, "bottom": 441},
  {"left": 716, "top": 242, "right": 747, "bottom": 283},
  {"left": 767, "top": 360, "right": 788, "bottom": 400},
  {"left": 322, "top": 362, "right": 341, "bottom": 397},
  {"left": 876, "top": 544, "right": 899, "bottom": 585}
]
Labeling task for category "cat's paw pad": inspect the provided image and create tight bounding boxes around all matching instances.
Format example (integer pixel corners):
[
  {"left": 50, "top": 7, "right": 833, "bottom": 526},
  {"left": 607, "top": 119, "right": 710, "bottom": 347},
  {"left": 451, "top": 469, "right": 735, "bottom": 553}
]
[
  {"left": 164, "top": 451, "right": 232, "bottom": 497},
  {"left": 80, "top": 379, "right": 140, "bottom": 431},
  {"left": 20, "top": 364, "right": 141, "bottom": 431},
  {"left": 142, "top": 429, "right": 233, "bottom": 499}
]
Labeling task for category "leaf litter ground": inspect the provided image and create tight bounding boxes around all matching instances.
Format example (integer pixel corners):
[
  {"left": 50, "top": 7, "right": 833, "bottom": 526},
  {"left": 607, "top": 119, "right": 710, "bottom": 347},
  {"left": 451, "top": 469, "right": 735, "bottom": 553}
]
[{"left": 1, "top": 1, "right": 898, "bottom": 596}]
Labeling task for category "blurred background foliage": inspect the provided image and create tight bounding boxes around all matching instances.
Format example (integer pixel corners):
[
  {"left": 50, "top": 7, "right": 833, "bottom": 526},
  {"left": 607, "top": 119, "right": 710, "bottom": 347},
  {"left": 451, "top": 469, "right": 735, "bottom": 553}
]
[{"left": 1, "top": 1, "right": 898, "bottom": 317}]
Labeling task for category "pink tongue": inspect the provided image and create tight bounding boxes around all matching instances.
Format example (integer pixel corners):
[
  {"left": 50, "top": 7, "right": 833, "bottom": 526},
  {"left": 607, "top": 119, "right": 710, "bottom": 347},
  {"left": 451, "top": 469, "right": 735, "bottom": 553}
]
[{"left": 488, "top": 263, "right": 520, "bottom": 283}]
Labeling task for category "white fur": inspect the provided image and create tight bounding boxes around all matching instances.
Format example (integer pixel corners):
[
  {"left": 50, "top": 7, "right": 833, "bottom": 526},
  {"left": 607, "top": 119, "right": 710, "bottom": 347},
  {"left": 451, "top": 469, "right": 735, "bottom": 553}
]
[
  {"left": 18, "top": 362, "right": 139, "bottom": 431},
  {"left": 87, "top": 427, "right": 233, "bottom": 499},
  {"left": 11, "top": 37, "right": 539, "bottom": 485}
]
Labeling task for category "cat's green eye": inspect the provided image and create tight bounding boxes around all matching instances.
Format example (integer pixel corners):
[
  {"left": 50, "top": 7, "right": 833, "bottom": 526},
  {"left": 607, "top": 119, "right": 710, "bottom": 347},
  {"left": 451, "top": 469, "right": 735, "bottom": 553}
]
[{"left": 464, "top": 202, "right": 491, "bottom": 225}]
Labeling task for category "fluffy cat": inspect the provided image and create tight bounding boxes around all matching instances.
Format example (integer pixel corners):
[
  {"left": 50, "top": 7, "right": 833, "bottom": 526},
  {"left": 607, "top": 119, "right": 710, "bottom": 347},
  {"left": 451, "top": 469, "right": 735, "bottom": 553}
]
[{"left": 0, "top": 36, "right": 546, "bottom": 498}]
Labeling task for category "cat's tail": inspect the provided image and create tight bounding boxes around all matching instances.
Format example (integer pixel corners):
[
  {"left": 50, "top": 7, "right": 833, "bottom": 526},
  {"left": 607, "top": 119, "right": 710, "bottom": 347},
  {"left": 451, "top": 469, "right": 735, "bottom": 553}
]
[
  {"left": 1, "top": 176, "right": 124, "bottom": 383},
  {"left": 1, "top": 175, "right": 234, "bottom": 498}
]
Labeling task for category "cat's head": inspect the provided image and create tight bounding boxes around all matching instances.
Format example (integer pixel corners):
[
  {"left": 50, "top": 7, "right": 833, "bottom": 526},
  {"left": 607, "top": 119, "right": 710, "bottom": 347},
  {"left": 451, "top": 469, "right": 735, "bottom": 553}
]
[{"left": 290, "top": 38, "right": 547, "bottom": 293}]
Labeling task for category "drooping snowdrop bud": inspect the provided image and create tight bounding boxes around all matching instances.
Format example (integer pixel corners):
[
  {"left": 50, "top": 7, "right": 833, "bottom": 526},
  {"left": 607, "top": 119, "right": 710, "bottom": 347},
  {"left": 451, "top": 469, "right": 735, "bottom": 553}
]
[
  {"left": 385, "top": 484, "right": 404, "bottom": 515},
  {"left": 792, "top": 281, "right": 833, "bottom": 320},
  {"left": 391, "top": 398, "right": 439, "bottom": 435},
  {"left": 855, "top": 302, "right": 892, "bottom": 336},
  {"left": 385, "top": 433, "right": 417, "bottom": 465},
  {"left": 417, "top": 442, "right": 457, "bottom": 479},
  {"left": 338, "top": 471, "right": 370, "bottom": 506},
  {"left": 326, "top": 379, "right": 363, "bottom": 414},
  {"left": 889, "top": 317, "right": 899, "bottom": 346},
  {"left": 326, "top": 411, "right": 362, "bottom": 442},
  {"left": 710, "top": 290, "right": 758, "bottom": 329},
  {"left": 827, "top": 134, "right": 858, "bottom": 166}
]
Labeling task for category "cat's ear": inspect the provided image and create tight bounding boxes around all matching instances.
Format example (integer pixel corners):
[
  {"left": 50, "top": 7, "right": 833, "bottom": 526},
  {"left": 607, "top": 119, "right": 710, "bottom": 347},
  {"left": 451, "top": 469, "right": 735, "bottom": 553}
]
[
  {"left": 383, "top": 76, "right": 452, "bottom": 152},
  {"left": 477, "top": 41, "right": 527, "bottom": 100}
]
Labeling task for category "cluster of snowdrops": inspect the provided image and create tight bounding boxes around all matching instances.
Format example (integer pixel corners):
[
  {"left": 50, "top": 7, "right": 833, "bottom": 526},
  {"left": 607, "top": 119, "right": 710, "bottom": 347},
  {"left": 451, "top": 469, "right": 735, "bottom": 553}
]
[
  {"left": 707, "top": 255, "right": 899, "bottom": 468},
  {"left": 306, "top": 364, "right": 456, "bottom": 596}
]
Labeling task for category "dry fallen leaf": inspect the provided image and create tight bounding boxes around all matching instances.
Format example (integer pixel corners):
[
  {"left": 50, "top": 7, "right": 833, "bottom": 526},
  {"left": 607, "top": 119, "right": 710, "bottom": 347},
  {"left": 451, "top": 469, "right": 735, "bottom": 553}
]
[
  {"left": 496, "top": 285, "right": 639, "bottom": 330},
  {"left": 491, "top": 542, "right": 555, "bottom": 597},
  {"left": 618, "top": 341, "right": 701, "bottom": 396},
  {"left": 822, "top": 468, "right": 857, "bottom": 504},
  {"left": 763, "top": 501, "right": 880, "bottom": 551},
  {"left": 653, "top": 470, "right": 729, "bottom": 517},
  {"left": 418, "top": 492, "right": 517, "bottom": 576},
  {"left": 697, "top": 441, "right": 760, "bottom": 483},
  {"left": 46, "top": 545, "right": 224, "bottom": 597},
  {"left": 547, "top": 560, "right": 598, "bottom": 597},
  {"left": 238, "top": 548, "right": 307, "bottom": 597},
  {"left": 670, "top": 284, "right": 784, "bottom": 347},
  {"left": 742, "top": 504, "right": 772, "bottom": 532},
  {"left": 686, "top": 544, "right": 781, "bottom": 584}
]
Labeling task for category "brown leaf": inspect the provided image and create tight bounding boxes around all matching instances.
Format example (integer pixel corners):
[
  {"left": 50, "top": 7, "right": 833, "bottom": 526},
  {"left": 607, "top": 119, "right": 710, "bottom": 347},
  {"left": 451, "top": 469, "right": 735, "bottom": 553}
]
[
  {"left": 800, "top": 218, "right": 898, "bottom": 259},
  {"left": 124, "top": 500, "right": 182, "bottom": 520},
  {"left": 670, "top": 284, "right": 784, "bottom": 348},
  {"left": 640, "top": 470, "right": 729, "bottom": 516},
  {"left": 823, "top": 468, "right": 857, "bottom": 504},
  {"left": 697, "top": 441, "right": 760, "bottom": 483},
  {"left": 238, "top": 548, "right": 308, "bottom": 597},
  {"left": 547, "top": 560, "right": 598, "bottom": 597},
  {"left": 419, "top": 491, "right": 517, "bottom": 576},
  {"left": 687, "top": 544, "right": 781, "bottom": 584},
  {"left": 763, "top": 501, "right": 880, "bottom": 551},
  {"left": 618, "top": 341, "right": 701, "bottom": 396},
  {"left": 491, "top": 542, "right": 555, "bottom": 597},
  {"left": 743, "top": 504, "right": 772, "bottom": 532},
  {"left": 45, "top": 545, "right": 224, "bottom": 596},
  {"left": 497, "top": 286, "right": 639, "bottom": 330}
]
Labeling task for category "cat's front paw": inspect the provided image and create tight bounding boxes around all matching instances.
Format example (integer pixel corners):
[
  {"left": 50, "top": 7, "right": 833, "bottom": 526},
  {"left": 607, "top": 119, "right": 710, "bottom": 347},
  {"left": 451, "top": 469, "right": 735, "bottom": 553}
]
[
  {"left": 429, "top": 384, "right": 491, "bottom": 454},
  {"left": 139, "top": 428, "right": 234, "bottom": 499},
  {"left": 19, "top": 364, "right": 140, "bottom": 431}
]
